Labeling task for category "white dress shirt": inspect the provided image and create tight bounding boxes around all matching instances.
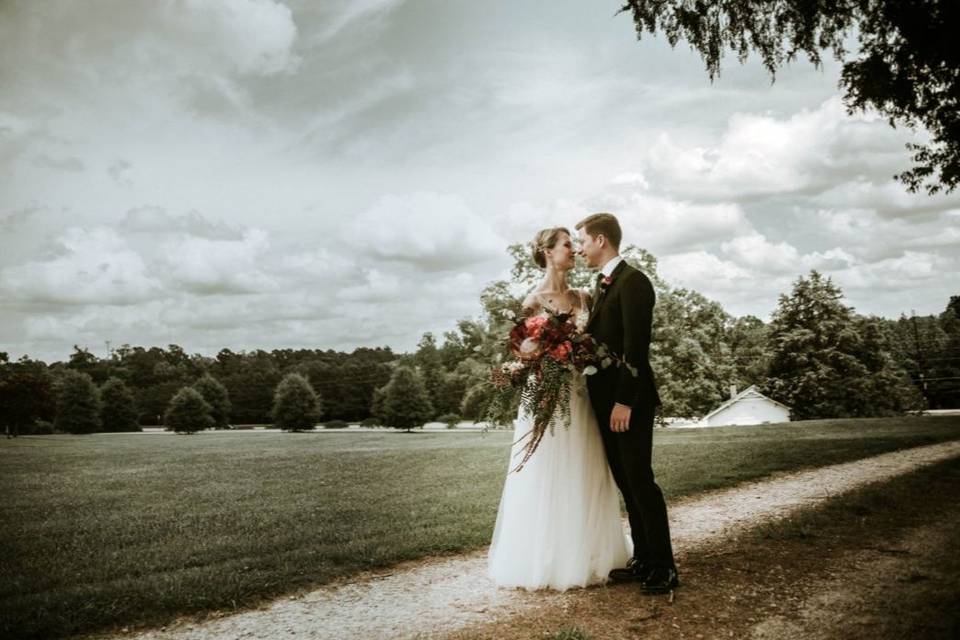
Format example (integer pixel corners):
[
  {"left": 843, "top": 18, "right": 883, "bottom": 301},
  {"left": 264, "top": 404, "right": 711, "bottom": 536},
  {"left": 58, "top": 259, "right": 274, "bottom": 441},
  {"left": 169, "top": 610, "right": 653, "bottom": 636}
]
[{"left": 600, "top": 255, "right": 623, "bottom": 278}]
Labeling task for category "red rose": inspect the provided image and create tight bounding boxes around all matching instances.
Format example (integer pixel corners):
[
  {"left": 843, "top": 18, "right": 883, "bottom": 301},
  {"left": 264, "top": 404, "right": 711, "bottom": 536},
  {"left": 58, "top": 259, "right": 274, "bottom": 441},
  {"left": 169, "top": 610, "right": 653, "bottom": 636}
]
[
  {"left": 548, "top": 340, "right": 572, "bottom": 362},
  {"left": 524, "top": 315, "right": 548, "bottom": 339}
]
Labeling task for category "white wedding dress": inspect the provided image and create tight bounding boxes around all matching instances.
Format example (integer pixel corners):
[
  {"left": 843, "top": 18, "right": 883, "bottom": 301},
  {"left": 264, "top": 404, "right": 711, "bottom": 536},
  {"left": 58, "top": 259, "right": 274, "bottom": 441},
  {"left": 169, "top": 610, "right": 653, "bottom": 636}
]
[{"left": 487, "top": 295, "right": 632, "bottom": 591}]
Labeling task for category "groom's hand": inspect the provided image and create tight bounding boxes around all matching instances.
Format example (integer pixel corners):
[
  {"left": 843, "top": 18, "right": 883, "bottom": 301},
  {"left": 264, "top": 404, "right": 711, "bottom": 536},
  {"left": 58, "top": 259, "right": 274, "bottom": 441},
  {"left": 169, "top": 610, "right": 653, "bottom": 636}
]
[{"left": 610, "top": 403, "right": 632, "bottom": 432}]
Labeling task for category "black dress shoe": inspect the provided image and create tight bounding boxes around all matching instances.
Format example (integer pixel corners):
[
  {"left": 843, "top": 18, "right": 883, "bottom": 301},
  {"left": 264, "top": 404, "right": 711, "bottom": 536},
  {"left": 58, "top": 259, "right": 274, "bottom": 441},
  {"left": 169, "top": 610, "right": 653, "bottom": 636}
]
[
  {"left": 608, "top": 558, "right": 652, "bottom": 583},
  {"left": 640, "top": 566, "right": 679, "bottom": 594}
]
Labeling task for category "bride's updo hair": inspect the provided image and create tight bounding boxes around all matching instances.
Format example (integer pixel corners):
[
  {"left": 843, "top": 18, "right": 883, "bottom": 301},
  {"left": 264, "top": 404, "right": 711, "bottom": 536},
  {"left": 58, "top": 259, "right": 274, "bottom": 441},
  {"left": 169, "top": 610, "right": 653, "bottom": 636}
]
[{"left": 531, "top": 227, "right": 571, "bottom": 268}]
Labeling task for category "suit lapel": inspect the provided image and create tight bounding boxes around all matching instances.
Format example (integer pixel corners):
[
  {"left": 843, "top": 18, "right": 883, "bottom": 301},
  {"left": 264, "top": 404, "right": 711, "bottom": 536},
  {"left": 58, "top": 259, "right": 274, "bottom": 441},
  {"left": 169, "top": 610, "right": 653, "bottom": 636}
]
[{"left": 586, "top": 260, "right": 629, "bottom": 329}]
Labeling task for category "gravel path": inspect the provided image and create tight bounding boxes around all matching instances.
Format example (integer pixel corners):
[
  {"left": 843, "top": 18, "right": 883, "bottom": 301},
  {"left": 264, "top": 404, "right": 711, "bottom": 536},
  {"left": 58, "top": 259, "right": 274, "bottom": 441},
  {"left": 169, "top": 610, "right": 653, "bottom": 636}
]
[{"left": 108, "top": 439, "right": 960, "bottom": 640}]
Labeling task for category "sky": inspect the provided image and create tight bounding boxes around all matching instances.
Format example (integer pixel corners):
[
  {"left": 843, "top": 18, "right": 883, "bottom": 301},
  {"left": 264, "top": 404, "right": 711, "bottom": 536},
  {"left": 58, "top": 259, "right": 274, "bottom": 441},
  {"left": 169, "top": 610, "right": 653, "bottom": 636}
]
[{"left": 2, "top": 0, "right": 958, "bottom": 363}]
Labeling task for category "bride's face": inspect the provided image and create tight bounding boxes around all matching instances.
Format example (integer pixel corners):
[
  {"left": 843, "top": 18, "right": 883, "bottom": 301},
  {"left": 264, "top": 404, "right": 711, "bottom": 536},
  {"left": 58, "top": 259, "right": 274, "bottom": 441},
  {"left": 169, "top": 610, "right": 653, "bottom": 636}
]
[{"left": 546, "top": 232, "right": 575, "bottom": 270}]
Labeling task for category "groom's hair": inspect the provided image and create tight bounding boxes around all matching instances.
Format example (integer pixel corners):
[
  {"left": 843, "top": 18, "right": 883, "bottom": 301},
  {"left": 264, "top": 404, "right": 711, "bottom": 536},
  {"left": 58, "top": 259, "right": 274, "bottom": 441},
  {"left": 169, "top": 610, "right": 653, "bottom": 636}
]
[{"left": 575, "top": 213, "right": 621, "bottom": 249}]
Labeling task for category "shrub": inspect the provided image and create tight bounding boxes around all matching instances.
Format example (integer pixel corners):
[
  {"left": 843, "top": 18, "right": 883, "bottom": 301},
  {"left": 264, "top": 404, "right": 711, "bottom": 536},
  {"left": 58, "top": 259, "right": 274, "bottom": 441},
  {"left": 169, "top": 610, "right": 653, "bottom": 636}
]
[
  {"left": 54, "top": 370, "right": 102, "bottom": 434},
  {"left": 360, "top": 417, "right": 380, "bottom": 427},
  {"left": 323, "top": 420, "right": 348, "bottom": 429},
  {"left": 164, "top": 387, "right": 214, "bottom": 434},
  {"left": 29, "top": 420, "right": 55, "bottom": 435},
  {"left": 272, "top": 373, "right": 321, "bottom": 431},
  {"left": 437, "top": 412, "right": 461, "bottom": 429}
]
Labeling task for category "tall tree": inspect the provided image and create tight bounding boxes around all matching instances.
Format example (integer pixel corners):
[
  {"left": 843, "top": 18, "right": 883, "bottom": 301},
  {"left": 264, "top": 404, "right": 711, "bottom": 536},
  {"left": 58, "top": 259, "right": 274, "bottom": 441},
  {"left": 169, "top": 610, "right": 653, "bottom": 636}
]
[
  {"left": 54, "top": 370, "right": 103, "bottom": 434},
  {"left": 651, "top": 288, "right": 739, "bottom": 419},
  {"left": 380, "top": 366, "right": 434, "bottom": 432},
  {"left": 192, "top": 374, "right": 231, "bottom": 429},
  {"left": 763, "top": 271, "right": 922, "bottom": 418},
  {"left": 414, "top": 332, "right": 448, "bottom": 419},
  {"left": 618, "top": 0, "right": 959, "bottom": 194},
  {"left": 164, "top": 387, "right": 214, "bottom": 434},
  {"left": 726, "top": 315, "right": 772, "bottom": 388},
  {"left": 0, "top": 356, "right": 53, "bottom": 437},
  {"left": 100, "top": 377, "right": 141, "bottom": 432},
  {"left": 271, "top": 373, "right": 322, "bottom": 431}
]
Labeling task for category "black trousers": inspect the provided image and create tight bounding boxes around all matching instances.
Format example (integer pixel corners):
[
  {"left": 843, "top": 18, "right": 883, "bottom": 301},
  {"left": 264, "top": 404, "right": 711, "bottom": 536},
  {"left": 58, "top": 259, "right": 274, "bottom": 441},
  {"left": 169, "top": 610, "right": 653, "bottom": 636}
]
[{"left": 593, "top": 400, "right": 676, "bottom": 570}]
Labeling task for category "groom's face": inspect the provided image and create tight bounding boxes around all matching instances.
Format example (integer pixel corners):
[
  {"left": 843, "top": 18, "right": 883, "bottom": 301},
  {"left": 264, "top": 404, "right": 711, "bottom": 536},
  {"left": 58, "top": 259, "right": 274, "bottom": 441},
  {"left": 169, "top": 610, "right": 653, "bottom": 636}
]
[{"left": 577, "top": 228, "right": 602, "bottom": 269}]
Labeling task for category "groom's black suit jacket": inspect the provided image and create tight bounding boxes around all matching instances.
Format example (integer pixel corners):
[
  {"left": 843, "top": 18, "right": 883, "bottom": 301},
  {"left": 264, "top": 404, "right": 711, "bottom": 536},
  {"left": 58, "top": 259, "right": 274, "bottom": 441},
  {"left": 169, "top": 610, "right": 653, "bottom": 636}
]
[
  {"left": 585, "top": 259, "right": 661, "bottom": 412},
  {"left": 585, "top": 259, "right": 675, "bottom": 570}
]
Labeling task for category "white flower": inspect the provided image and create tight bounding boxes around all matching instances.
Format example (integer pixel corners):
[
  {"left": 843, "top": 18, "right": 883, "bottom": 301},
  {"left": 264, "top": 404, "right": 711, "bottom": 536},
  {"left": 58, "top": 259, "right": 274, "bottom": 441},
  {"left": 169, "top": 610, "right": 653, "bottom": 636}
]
[
  {"left": 583, "top": 365, "right": 598, "bottom": 376},
  {"left": 502, "top": 309, "right": 517, "bottom": 320},
  {"left": 519, "top": 338, "right": 540, "bottom": 355},
  {"left": 501, "top": 360, "right": 525, "bottom": 374}
]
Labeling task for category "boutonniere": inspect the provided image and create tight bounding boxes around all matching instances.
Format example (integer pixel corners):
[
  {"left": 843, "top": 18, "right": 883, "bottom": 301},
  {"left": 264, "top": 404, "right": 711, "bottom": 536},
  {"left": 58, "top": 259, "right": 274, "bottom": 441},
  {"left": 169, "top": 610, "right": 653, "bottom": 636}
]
[{"left": 600, "top": 275, "right": 613, "bottom": 288}]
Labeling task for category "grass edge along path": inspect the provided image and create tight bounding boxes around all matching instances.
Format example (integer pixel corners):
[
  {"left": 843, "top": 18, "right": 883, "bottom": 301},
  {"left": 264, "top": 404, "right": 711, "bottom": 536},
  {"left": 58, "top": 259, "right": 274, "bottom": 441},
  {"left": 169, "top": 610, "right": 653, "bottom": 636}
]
[{"left": 486, "top": 452, "right": 960, "bottom": 640}]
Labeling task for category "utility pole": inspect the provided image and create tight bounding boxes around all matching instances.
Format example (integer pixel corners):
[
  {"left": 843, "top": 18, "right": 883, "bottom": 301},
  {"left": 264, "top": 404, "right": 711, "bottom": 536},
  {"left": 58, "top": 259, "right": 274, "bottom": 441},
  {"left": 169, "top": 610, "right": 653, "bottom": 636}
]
[{"left": 910, "top": 311, "right": 930, "bottom": 402}]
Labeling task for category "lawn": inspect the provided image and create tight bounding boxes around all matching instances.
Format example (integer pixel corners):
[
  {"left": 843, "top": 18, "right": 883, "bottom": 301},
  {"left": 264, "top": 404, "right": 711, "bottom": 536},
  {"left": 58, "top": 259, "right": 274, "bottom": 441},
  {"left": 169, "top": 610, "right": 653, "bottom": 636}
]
[{"left": 2, "top": 415, "right": 959, "bottom": 640}]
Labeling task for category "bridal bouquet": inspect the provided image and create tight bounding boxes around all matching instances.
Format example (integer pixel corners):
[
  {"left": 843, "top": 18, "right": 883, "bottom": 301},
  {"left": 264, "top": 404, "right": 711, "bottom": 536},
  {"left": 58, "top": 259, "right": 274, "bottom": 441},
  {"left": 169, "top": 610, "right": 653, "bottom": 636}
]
[{"left": 487, "top": 309, "right": 636, "bottom": 472}]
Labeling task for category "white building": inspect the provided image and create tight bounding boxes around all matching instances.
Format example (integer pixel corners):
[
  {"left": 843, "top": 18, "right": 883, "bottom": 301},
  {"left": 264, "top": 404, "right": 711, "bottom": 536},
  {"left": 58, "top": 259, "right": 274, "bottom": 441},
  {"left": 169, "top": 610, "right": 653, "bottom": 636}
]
[{"left": 696, "top": 385, "right": 791, "bottom": 427}]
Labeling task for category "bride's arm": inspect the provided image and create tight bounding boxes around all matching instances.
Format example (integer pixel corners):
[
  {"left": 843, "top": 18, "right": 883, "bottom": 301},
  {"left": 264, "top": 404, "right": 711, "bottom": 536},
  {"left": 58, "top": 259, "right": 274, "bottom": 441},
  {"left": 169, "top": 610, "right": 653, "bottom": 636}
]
[{"left": 521, "top": 291, "right": 541, "bottom": 316}]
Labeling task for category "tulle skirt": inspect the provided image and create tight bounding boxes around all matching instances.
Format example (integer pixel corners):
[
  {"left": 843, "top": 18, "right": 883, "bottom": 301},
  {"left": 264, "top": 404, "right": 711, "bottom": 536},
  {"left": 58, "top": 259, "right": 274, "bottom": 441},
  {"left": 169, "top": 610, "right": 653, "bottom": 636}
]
[{"left": 487, "top": 375, "right": 632, "bottom": 590}]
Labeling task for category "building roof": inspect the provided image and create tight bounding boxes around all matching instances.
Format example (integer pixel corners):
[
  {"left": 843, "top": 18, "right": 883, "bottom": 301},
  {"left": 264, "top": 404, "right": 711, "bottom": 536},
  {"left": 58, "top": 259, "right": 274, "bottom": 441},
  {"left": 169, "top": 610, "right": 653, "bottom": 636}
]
[{"left": 701, "top": 385, "right": 791, "bottom": 422}]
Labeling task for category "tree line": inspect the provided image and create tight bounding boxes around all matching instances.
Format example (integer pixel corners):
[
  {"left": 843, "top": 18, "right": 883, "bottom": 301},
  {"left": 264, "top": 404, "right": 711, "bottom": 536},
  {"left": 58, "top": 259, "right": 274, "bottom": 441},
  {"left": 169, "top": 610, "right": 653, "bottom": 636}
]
[{"left": 2, "top": 245, "right": 958, "bottom": 436}]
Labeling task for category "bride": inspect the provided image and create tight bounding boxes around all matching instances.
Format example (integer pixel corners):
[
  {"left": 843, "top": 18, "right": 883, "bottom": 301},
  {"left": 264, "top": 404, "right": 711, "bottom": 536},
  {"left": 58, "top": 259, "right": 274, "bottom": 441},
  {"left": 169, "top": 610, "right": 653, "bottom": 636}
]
[{"left": 487, "top": 226, "right": 631, "bottom": 591}]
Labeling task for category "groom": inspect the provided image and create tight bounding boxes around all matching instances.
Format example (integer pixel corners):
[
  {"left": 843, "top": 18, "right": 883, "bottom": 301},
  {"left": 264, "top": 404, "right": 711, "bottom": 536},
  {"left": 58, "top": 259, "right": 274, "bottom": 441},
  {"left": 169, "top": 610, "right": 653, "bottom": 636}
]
[{"left": 576, "top": 212, "right": 678, "bottom": 594}]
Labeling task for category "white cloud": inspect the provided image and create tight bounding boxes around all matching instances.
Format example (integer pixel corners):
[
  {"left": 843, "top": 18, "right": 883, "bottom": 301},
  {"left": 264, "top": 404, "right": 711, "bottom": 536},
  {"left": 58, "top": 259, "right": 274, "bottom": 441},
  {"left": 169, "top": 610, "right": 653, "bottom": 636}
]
[
  {"left": 120, "top": 206, "right": 244, "bottom": 240},
  {"left": 659, "top": 251, "right": 756, "bottom": 292},
  {"left": 584, "top": 178, "right": 750, "bottom": 252},
  {"left": 721, "top": 232, "right": 802, "bottom": 273},
  {"left": 340, "top": 192, "right": 505, "bottom": 269},
  {"left": 160, "top": 228, "right": 276, "bottom": 294},
  {"left": 0, "top": 0, "right": 299, "bottom": 81},
  {"left": 2, "top": 2, "right": 957, "bottom": 360},
  {"left": 814, "top": 207, "right": 960, "bottom": 261},
  {"left": 308, "top": 0, "right": 405, "bottom": 46},
  {"left": 0, "top": 227, "right": 161, "bottom": 305},
  {"left": 830, "top": 250, "right": 951, "bottom": 292},
  {"left": 641, "top": 97, "right": 917, "bottom": 200}
]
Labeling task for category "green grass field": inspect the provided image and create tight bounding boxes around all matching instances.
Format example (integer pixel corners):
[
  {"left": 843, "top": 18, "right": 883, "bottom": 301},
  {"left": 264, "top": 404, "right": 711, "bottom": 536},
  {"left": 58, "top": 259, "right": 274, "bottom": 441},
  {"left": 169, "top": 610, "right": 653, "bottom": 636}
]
[{"left": 2, "top": 416, "right": 959, "bottom": 640}]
